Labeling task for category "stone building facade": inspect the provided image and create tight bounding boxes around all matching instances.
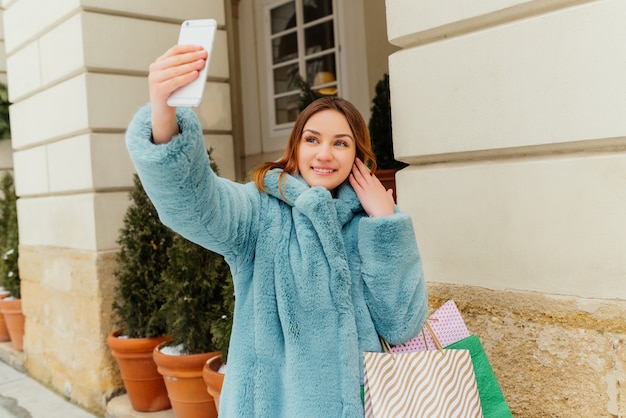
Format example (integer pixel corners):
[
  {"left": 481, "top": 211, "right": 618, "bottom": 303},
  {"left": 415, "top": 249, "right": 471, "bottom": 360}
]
[{"left": 0, "top": 0, "right": 624, "bottom": 416}]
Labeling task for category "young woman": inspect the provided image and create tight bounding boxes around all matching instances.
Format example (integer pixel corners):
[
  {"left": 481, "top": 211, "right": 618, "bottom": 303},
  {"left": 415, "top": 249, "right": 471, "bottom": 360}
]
[{"left": 126, "top": 44, "right": 428, "bottom": 418}]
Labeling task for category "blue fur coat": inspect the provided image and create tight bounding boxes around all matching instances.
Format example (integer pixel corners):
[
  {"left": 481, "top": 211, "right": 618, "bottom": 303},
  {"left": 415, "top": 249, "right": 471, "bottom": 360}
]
[{"left": 126, "top": 105, "right": 428, "bottom": 418}]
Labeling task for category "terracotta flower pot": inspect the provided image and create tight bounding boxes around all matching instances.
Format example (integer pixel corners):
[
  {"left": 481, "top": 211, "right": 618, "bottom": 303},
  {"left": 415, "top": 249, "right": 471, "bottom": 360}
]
[
  {"left": 153, "top": 345, "right": 219, "bottom": 418},
  {"left": 0, "top": 292, "right": 11, "bottom": 342},
  {"left": 106, "top": 331, "right": 171, "bottom": 412},
  {"left": 0, "top": 298, "right": 24, "bottom": 351},
  {"left": 203, "top": 354, "right": 225, "bottom": 411}
]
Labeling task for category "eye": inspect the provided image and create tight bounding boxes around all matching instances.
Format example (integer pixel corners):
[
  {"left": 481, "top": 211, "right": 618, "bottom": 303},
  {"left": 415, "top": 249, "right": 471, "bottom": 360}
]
[
  {"left": 303, "top": 135, "right": 318, "bottom": 144},
  {"left": 334, "top": 139, "right": 349, "bottom": 147}
]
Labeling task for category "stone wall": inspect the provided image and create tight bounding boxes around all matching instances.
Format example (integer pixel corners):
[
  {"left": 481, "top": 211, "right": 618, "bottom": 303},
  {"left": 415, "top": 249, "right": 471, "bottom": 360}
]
[
  {"left": 428, "top": 284, "right": 625, "bottom": 417},
  {"left": 388, "top": 1, "right": 626, "bottom": 416},
  {"left": 20, "top": 246, "right": 121, "bottom": 409},
  {"left": 2, "top": 0, "right": 232, "bottom": 414}
]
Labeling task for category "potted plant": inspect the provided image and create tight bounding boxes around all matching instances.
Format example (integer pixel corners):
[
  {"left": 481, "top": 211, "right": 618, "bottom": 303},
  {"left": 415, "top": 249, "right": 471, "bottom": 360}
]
[
  {"left": 369, "top": 73, "right": 408, "bottom": 201},
  {"left": 153, "top": 234, "right": 233, "bottom": 418},
  {"left": 0, "top": 171, "right": 24, "bottom": 351},
  {"left": 152, "top": 154, "right": 234, "bottom": 418},
  {"left": 0, "top": 287, "right": 9, "bottom": 342},
  {"left": 106, "top": 173, "right": 173, "bottom": 412}
]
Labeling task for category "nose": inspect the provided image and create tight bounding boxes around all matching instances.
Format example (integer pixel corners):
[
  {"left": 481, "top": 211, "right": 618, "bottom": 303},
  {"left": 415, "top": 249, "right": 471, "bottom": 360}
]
[{"left": 316, "top": 144, "right": 333, "bottom": 161}]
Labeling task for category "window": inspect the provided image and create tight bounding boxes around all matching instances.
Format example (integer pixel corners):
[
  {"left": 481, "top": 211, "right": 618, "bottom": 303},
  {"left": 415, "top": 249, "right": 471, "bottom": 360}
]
[{"left": 266, "top": 0, "right": 338, "bottom": 131}]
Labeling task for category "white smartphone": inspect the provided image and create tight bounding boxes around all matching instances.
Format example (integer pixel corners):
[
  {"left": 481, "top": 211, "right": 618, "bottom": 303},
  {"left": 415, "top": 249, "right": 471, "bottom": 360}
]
[{"left": 167, "top": 19, "right": 217, "bottom": 107}]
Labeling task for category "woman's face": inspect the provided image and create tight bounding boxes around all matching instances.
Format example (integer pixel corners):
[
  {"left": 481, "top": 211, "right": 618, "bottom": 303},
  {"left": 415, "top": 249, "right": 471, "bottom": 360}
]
[{"left": 297, "top": 109, "right": 357, "bottom": 191}]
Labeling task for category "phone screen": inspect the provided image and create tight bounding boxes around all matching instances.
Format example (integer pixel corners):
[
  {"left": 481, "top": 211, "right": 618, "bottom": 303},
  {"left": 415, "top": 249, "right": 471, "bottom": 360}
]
[{"left": 167, "top": 19, "right": 217, "bottom": 107}]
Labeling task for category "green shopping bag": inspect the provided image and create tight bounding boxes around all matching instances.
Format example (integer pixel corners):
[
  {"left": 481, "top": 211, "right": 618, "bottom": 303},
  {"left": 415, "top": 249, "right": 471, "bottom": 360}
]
[{"left": 446, "top": 335, "right": 512, "bottom": 418}]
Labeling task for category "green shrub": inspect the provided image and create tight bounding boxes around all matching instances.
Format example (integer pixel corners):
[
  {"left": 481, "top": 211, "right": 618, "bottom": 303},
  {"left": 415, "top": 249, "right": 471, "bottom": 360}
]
[
  {"left": 160, "top": 234, "right": 232, "bottom": 356},
  {"left": 157, "top": 150, "right": 235, "bottom": 358},
  {"left": 0, "top": 172, "right": 19, "bottom": 298},
  {"left": 111, "top": 174, "right": 173, "bottom": 338},
  {"left": 0, "top": 83, "right": 11, "bottom": 140},
  {"left": 369, "top": 73, "right": 408, "bottom": 170}
]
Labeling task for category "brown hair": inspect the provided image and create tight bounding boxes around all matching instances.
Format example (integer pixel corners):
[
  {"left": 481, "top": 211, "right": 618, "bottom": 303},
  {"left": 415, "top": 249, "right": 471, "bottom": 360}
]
[{"left": 252, "top": 96, "right": 376, "bottom": 193}]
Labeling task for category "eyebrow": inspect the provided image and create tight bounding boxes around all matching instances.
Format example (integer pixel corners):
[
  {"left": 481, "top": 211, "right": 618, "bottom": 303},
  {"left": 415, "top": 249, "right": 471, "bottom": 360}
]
[{"left": 302, "top": 129, "right": 354, "bottom": 141}]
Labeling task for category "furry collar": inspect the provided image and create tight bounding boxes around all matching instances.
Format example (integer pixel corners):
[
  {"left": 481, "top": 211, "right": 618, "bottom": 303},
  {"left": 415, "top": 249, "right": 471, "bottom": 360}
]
[{"left": 262, "top": 169, "right": 363, "bottom": 227}]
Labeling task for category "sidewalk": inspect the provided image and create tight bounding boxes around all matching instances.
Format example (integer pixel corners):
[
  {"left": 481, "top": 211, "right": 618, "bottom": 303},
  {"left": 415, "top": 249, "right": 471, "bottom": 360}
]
[
  {"left": 0, "top": 343, "right": 97, "bottom": 418},
  {"left": 0, "top": 342, "right": 175, "bottom": 418}
]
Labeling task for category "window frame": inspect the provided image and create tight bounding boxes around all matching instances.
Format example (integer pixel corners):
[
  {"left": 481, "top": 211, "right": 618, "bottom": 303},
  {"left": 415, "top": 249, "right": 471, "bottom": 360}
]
[{"left": 264, "top": 0, "right": 340, "bottom": 134}]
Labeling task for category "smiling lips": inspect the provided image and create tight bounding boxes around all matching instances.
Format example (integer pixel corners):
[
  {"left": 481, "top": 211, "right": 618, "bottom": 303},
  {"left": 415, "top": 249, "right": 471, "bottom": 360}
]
[{"left": 312, "top": 167, "right": 336, "bottom": 175}]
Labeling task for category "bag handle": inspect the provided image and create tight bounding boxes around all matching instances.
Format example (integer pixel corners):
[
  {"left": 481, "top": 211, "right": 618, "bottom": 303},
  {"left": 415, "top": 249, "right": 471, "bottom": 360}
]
[
  {"left": 421, "top": 320, "right": 444, "bottom": 351},
  {"left": 379, "top": 317, "right": 444, "bottom": 360}
]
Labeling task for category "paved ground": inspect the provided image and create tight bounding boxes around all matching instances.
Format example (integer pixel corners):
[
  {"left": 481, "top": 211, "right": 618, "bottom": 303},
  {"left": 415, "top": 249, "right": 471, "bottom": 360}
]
[
  {"left": 0, "top": 354, "right": 96, "bottom": 418},
  {"left": 0, "top": 342, "right": 175, "bottom": 418}
]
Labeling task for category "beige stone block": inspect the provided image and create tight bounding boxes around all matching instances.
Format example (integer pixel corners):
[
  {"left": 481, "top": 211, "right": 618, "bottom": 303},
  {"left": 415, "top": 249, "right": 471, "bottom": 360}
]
[
  {"left": 19, "top": 246, "right": 103, "bottom": 297},
  {"left": 10, "top": 75, "right": 89, "bottom": 149},
  {"left": 389, "top": 0, "right": 626, "bottom": 160},
  {"left": 47, "top": 133, "right": 134, "bottom": 193},
  {"left": 2, "top": 0, "right": 76, "bottom": 54},
  {"left": 1, "top": 0, "right": 226, "bottom": 60},
  {"left": 13, "top": 133, "right": 135, "bottom": 196},
  {"left": 21, "top": 247, "right": 120, "bottom": 415},
  {"left": 5, "top": 40, "right": 41, "bottom": 100},
  {"left": 82, "top": 14, "right": 178, "bottom": 76},
  {"left": 12, "top": 146, "right": 48, "bottom": 195},
  {"left": 204, "top": 134, "right": 235, "bottom": 181},
  {"left": 211, "top": 29, "right": 230, "bottom": 80},
  {"left": 18, "top": 194, "right": 97, "bottom": 250},
  {"left": 85, "top": 73, "right": 149, "bottom": 130},
  {"left": 91, "top": 133, "right": 135, "bottom": 190},
  {"left": 9, "top": 73, "right": 153, "bottom": 148},
  {"left": 80, "top": 0, "right": 226, "bottom": 26},
  {"left": 400, "top": 152, "right": 626, "bottom": 300},
  {"left": 0, "top": 138, "right": 13, "bottom": 170},
  {"left": 386, "top": 0, "right": 584, "bottom": 46},
  {"left": 47, "top": 134, "right": 93, "bottom": 192},
  {"left": 616, "top": 339, "right": 626, "bottom": 415},
  {"left": 94, "top": 191, "right": 130, "bottom": 251},
  {"left": 17, "top": 191, "right": 128, "bottom": 251},
  {"left": 80, "top": 13, "right": 229, "bottom": 80},
  {"left": 38, "top": 13, "right": 84, "bottom": 88},
  {"left": 195, "top": 81, "right": 232, "bottom": 131},
  {"left": 0, "top": 40, "right": 6, "bottom": 72}
]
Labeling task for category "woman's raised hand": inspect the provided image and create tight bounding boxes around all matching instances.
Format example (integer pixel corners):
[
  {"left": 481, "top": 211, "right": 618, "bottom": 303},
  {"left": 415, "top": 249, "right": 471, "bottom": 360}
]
[
  {"left": 349, "top": 158, "right": 395, "bottom": 217},
  {"left": 148, "top": 45, "right": 208, "bottom": 144}
]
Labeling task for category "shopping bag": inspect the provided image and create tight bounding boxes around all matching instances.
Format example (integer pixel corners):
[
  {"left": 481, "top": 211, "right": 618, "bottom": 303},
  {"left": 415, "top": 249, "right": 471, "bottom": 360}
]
[
  {"left": 364, "top": 334, "right": 483, "bottom": 418},
  {"left": 391, "top": 300, "right": 470, "bottom": 353},
  {"left": 446, "top": 335, "right": 512, "bottom": 418}
]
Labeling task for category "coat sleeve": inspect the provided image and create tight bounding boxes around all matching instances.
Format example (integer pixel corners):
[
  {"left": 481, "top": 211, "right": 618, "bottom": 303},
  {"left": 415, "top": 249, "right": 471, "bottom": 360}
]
[
  {"left": 125, "top": 104, "right": 258, "bottom": 258},
  {"left": 358, "top": 212, "right": 428, "bottom": 345}
]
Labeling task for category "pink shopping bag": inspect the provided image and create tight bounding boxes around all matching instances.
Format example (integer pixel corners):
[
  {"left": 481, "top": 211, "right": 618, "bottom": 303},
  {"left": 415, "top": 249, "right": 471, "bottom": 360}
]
[{"left": 391, "top": 300, "right": 470, "bottom": 353}]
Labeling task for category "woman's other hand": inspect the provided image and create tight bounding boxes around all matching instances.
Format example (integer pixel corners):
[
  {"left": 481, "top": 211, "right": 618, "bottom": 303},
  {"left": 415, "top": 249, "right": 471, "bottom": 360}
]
[
  {"left": 349, "top": 158, "right": 395, "bottom": 217},
  {"left": 148, "top": 44, "right": 208, "bottom": 144}
]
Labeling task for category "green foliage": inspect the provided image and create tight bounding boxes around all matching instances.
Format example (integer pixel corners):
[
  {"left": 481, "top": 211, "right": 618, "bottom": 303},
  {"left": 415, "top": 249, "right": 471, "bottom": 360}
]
[
  {"left": 113, "top": 149, "right": 235, "bottom": 358},
  {"left": 157, "top": 149, "right": 234, "bottom": 358},
  {"left": 0, "top": 83, "right": 10, "bottom": 140},
  {"left": 209, "top": 272, "right": 235, "bottom": 363},
  {"left": 160, "top": 234, "right": 232, "bottom": 356},
  {"left": 369, "top": 73, "right": 408, "bottom": 170},
  {"left": 111, "top": 174, "right": 174, "bottom": 338},
  {"left": 0, "top": 172, "right": 19, "bottom": 298}
]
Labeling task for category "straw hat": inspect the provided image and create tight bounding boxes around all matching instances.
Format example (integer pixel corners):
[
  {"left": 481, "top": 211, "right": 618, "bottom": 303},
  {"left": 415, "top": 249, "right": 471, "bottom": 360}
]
[{"left": 313, "top": 71, "right": 337, "bottom": 95}]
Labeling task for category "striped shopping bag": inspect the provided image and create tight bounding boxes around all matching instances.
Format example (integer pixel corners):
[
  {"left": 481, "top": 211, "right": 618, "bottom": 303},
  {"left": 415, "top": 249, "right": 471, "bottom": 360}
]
[{"left": 364, "top": 331, "right": 483, "bottom": 418}]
